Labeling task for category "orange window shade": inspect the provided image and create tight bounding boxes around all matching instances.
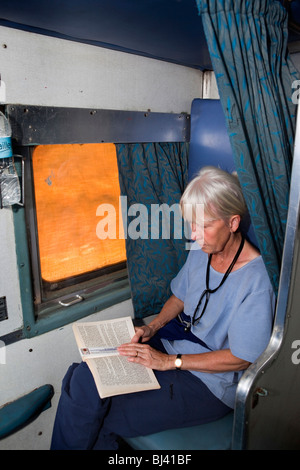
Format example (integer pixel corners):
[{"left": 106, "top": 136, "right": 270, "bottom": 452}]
[{"left": 32, "top": 143, "right": 126, "bottom": 283}]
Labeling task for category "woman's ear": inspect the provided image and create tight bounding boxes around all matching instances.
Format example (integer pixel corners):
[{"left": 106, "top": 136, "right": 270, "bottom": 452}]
[{"left": 229, "top": 215, "right": 241, "bottom": 233}]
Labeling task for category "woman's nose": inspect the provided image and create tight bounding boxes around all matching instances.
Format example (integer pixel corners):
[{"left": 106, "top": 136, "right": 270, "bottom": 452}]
[{"left": 190, "top": 223, "right": 199, "bottom": 240}]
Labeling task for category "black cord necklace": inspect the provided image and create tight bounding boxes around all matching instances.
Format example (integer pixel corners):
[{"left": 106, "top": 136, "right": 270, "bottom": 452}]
[{"left": 191, "top": 235, "right": 245, "bottom": 327}]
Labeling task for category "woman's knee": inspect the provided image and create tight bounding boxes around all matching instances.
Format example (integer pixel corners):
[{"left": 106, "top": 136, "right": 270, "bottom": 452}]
[{"left": 67, "top": 362, "right": 101, "bottom": 410}]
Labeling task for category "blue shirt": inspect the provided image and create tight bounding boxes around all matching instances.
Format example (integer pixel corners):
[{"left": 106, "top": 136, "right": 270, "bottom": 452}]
[{"left": 161, "top": 244, "right": 276, "bottom": 408}]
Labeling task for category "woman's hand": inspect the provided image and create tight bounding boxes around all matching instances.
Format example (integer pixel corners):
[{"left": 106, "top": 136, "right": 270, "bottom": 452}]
[
  {"left": 130, "top": 294, "right": 184, "bottom": 344},
  {"left": 130, "top": 324, "right": 157, "bottom": 344},
  {"left": 117, "top": 342, "right": 172, "bottom": 371}
]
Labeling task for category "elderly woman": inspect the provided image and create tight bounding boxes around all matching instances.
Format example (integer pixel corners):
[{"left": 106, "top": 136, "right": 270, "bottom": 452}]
[{"left": 51, "top": 166, "right": 275, "bottom": 450}]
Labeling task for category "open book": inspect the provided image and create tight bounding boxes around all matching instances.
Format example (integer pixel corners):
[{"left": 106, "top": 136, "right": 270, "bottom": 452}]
[{"left": 72, "top": 316, "right": 160, "bottom": 398}]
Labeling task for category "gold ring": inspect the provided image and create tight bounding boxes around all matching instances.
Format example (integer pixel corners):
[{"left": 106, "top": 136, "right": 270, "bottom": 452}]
[{"left": 136, "top": 351, "right": 138, "bottom": 357}]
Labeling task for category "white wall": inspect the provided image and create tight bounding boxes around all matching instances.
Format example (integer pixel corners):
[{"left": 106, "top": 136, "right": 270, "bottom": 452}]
[
  {"left": 0, "top": 209, "right": 23, "bottom": 334},
  {"left": 0, "top": 26, "right": 203, "bottom": 450},
  {"left": 0, "top": 26, "right": 202, "bottom": 113}
]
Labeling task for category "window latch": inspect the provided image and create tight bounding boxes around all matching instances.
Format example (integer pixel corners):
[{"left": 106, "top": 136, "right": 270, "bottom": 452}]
[{"left": 58, "top": 294, "right": 83, "bottom": 307}]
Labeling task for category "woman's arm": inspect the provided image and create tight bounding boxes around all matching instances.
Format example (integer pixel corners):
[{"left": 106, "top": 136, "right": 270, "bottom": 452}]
[
  {"left": 130, "top": 294, "right": 184, "bottom": 343},
  {"left": 117, "top": 344, "right": 251, "bottom": 373},
  {"left": 168, "top": 349, "right": 251, "bottom": 373},
  {"left": 118, "top": 293, "right": 250, "bottom": 373}
]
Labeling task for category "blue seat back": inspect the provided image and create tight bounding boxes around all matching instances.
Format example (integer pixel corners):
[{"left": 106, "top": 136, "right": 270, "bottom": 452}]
[{"left": 189, "top": 99, "right": 257, "bottom": 247}]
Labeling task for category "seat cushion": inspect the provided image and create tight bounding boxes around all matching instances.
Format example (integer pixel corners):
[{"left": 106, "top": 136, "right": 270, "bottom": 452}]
[
  {"left": 123, "top": 411, "right": 234, "bottom": 450},
  {"left": 0, "top": 384, "right": 54, "bottom": 439}
]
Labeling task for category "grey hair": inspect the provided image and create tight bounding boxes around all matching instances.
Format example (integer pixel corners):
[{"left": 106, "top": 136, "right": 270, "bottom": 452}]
[{"left": 180, "top": 166, "right": 247, "bottom": 223}]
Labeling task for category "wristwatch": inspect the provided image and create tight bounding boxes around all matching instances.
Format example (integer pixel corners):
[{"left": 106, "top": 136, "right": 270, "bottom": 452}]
[{"left": 175, "top": 354, "right": 182, "bottom": 370}]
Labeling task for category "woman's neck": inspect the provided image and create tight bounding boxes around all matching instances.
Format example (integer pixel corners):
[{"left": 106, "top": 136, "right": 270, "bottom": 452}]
[{"left": 210, "top": 233, "right": 243, "bottom": 273}]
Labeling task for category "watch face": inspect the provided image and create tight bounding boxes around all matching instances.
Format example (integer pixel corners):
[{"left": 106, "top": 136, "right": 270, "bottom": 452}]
[{"left": 175, "top": 358, "right": 182, "bottom": 368}]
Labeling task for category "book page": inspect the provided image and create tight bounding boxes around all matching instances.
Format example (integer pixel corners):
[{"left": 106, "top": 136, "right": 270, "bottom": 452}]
[
  {"left": 86, "top": 355, "right": 160, "bottom": 398},
  {"left": 72, "top": 316, "right": 160, "bottom": 398},
  {"left": 73, "top": 316, "right": 135, "bottom": 358}
]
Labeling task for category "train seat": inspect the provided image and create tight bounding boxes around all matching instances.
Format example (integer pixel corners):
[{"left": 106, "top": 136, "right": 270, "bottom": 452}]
[
  {"left": 0, "top": 384, "right": 54, "bottom": 440},
  {"left": 188, "top": 99, "right": 257, "bottom": 246},
  {"left": 123, "top": 410, "right": 233, "bottom": 450}
]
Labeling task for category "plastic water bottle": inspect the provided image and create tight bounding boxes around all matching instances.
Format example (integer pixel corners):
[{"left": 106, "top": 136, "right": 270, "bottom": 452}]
[{"left": 0, "top": 111, "right": 20, "bottom": 206}]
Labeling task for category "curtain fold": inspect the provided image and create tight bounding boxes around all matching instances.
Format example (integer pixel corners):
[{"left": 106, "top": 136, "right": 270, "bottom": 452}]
[
  {"left": 116, "top": 142, "right": 189, "bottom": 319},
  {"left": 196, "top": 0, "right": 299, "bottom": 293}
]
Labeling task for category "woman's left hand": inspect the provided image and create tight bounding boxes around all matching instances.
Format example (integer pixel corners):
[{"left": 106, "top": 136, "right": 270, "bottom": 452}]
[{"left": 117, "top": 343, "right": 171, "bottom": 371}]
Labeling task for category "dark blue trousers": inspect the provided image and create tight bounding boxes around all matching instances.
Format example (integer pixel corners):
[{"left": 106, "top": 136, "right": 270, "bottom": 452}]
[{"left": 51, "top": 316, "right": 231, "bottom": 450}]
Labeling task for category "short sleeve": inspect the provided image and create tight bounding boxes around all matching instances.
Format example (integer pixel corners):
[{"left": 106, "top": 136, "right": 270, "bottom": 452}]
[
  {"left": 228, "top": 288, "right": 275, "bottom": 363},
  {"left": 170, "top": 257, "right": 190, "bottom": 302}
]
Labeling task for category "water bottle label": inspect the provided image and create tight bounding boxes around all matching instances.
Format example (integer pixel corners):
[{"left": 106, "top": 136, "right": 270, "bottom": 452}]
[{"left": 0, "top": 136, "right": 12, "bottom": 158}]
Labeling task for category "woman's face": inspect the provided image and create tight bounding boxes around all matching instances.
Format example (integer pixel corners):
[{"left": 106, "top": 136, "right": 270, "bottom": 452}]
[{"left": 190, "top": 213, "right": 237, "bottom": 254}]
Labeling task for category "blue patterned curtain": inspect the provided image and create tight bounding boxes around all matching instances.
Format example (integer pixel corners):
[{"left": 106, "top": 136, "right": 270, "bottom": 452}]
[
  {"left": 116, "top": 143, "right": 189, "bottom": 319},
  {"left": 196, "top": 0, "right": 299, "bottom": 294}
]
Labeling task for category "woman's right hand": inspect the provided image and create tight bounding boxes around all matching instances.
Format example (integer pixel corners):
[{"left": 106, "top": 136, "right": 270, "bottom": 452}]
[
  {"left": 130, "top": 295, "right": 184, "bottom": 344},
  {"left": 130, "top": 324, "right": 157, "bottom": 344}
]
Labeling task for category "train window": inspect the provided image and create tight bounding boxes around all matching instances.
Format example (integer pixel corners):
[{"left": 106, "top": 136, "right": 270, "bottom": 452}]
[
  {"left": 9, "top": 105, "right": 189, "bottom": 337},
  {"left": 28, "top": 143, "right": 128, "bottom": 314}
]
